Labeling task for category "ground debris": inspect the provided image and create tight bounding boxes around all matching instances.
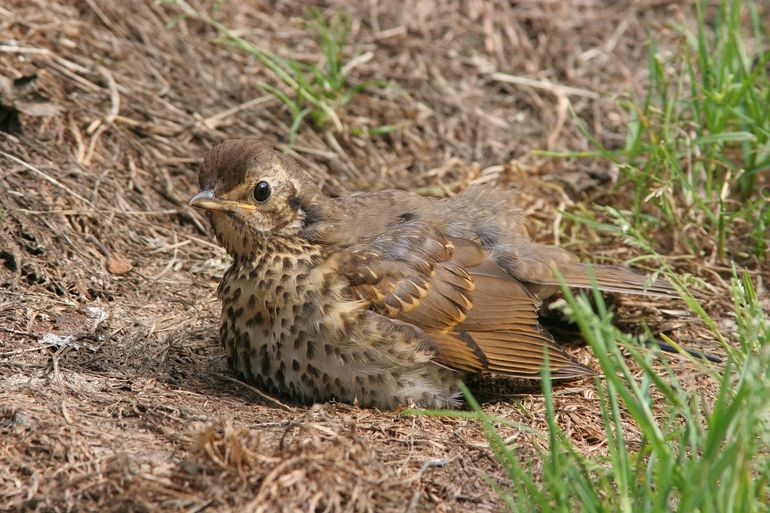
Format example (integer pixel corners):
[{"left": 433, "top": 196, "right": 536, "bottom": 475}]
[{"left": 0, "top": 1, "right": 753, "bottom": 512}]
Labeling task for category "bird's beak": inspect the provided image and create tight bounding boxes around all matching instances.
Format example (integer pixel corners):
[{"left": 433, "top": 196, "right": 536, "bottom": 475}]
[
  {"left": 189, "top": 189, "right": 258, "bottom": 212},
  {"left": 189, "top": 189, "right": 227, "bottom": 211}
]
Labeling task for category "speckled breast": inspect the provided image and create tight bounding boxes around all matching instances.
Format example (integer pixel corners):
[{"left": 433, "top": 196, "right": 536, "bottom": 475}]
[
  {"left": 215, "top": 241, "right": 459, "bottom": 409},
  {"left": 218, "top": 244, "right": 334, "bottom": 400}
]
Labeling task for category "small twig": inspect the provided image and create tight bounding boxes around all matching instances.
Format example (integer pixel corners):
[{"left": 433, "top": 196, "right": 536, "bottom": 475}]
[
  {"left": 178, "top": 233, "right": 222, "bottom": 251},
  {"left": 339, "top": 51, "right": 373, "bottom": 76},
  {"left": 153, "top": 231, "right": 179, "bottom": 281},
  {"left": 50, "top": 346, "right": 70, "bottom": 412},
  {"left": 83, "top": 0, "right": 117, "bottom": 32},
  {"left": 0, "top": 45, "right": 51, "bottom": 55},
  {"left": 0, "top": 151, "right": 96, "bottom": 207},
  {"left": 0, "top": 346, "right": 48, "bottom": 357},
  {"left": 489, "top": 72, "right": 600, "bottom": 99},
  {"left": 68, "top": 115, "right": 87, "bottom": 163},
  {"left": 0, "top": 327, "right": 37, "bottom": 339},
  {"left": 83, "top": 122, "right": 107, "bottom": 165},
  {"left": 148, "top": 239, "right": 192, "bottom": 254},
  {"left": 546, "top": 93, "right": 569, "bottom": 150},
  {"left": 47, "top": 59, "right": 102, "bottom": 92},
  {"left": 97, "top": 65, "right": 121, "bottom": 123},
  {"left": 86, "top": 234, "right": 110, "bottom": 257},
  {"left": 202, "top": 95, "right": 275, "bottom": 128},
  {"left": 12, "top": 208, "right": 181, "bottom": 216}
]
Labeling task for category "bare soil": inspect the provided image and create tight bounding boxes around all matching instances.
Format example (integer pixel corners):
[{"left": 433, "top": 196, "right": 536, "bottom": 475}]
[{"left": 0, "top": 2, "right": 762, "bottom": 512}]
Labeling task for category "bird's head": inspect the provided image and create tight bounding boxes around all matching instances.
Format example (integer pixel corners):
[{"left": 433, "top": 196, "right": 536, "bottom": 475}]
[{"left": 189, "top": 138, "right": 321, "bottom": 258}]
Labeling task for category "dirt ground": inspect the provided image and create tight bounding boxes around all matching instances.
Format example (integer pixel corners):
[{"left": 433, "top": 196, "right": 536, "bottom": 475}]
[{"left": 0, "top": 1, "right": 764, "bottom": 512}]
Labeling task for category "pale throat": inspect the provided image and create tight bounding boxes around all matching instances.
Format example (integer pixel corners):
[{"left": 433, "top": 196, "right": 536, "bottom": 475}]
[{"left": 210, "top": 212, "right": 319, "bottom": 267}]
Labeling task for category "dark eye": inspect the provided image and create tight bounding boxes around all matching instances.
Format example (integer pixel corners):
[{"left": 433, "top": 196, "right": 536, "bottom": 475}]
[{"left": 253, "top": 181, "right": 271, "bottom": 202}]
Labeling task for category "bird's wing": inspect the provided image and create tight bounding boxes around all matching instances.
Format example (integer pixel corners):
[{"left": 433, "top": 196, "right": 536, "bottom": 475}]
[
  {"left": 438, "top": 186, "right": 677, "bottom": 298},
  {"left": 329, "top": 220, "right": 593, "bottom": 379}
]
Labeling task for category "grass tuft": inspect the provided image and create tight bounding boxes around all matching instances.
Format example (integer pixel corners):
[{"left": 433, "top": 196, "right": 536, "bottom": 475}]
[
  {"left": 410, "top": 265, "right": 769, "bottom": 512},
  {"left": 166, "top": 1, "right": 392, "bottom": 145},
  {"left": 540, "top": 0, "right": 769, "bottom": 260},
  {"left": 407, "top": 4, "right": 770, "bottom": 509}
]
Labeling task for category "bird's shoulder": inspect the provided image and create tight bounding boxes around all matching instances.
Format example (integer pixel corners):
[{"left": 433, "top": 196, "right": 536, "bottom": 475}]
[{"left": 300, "top": 188, "right": 438, "bottom": 248}]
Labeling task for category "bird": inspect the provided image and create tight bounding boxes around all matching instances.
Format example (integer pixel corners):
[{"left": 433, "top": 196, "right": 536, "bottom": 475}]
[{"left": 189, "top": 138, "right": 675, "bottom": 409}]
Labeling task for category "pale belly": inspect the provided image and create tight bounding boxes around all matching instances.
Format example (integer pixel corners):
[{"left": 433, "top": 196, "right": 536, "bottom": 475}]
[{"left": 218, "top": 264, "right": 460, "bottom": 409}]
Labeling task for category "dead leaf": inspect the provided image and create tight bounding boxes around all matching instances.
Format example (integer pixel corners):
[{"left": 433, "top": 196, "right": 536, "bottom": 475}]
[{"left": 107, "top": 253, "right": 133, "bottom": 275}]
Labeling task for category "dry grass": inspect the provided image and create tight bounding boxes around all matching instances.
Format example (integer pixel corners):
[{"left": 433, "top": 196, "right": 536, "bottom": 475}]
[{"left": 0, "top": 1, "right": 762, "bottom": 512}]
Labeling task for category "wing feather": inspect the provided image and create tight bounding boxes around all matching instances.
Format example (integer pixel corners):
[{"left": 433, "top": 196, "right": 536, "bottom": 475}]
[{"left": 330, "top": 218, "right": 593, "bottom": 380}]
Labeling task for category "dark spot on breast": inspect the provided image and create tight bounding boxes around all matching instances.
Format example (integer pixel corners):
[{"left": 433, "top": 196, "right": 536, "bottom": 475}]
[
  {"left": 246, "top": 311, "right": 263, "bottom": 328},
  {"left": 259, "top": 346, "right": 270, "bottom": 375},
  {"left": 292, "top": 359, "right": 300, "bottom": 372},
  {"left": 306, "top": 342, "right": 316, "bottom": 360},
  {"left": 247, "top": 295, "right": 257, "bottom": 308},
  {"left": 261, "top": 376, "right": 275, "bottom": 391},
  {"left": 238, "top": 344, "right": 252, "bottom": 379}
]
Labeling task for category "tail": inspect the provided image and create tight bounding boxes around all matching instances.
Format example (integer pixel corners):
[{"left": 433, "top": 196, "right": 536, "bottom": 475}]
[
  {"left": 500, "top": 244, "right": 678, "bottom": 298},
  {"left": 550, "top": 263, "right": 677, "bottom": 298}
]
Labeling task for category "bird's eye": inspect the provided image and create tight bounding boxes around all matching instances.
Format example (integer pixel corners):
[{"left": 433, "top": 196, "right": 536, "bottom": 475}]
[{"left": 253, "top": 181, "right": 271, "bottom": 202}]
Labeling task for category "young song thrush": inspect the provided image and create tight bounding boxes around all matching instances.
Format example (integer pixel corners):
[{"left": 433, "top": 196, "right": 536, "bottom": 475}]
[{"left": 189, "top": 139, "right": 674, "bottom": 408}]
